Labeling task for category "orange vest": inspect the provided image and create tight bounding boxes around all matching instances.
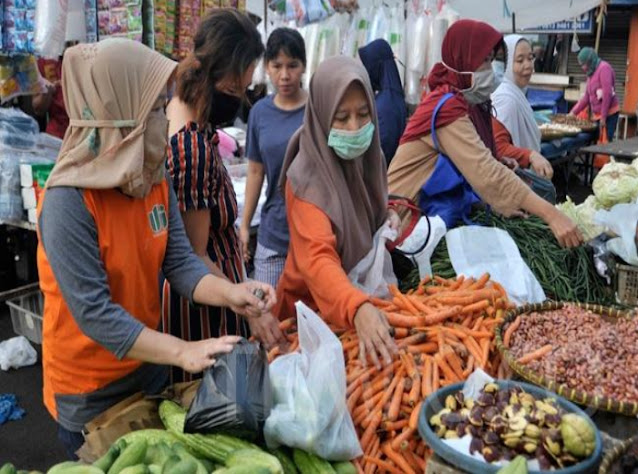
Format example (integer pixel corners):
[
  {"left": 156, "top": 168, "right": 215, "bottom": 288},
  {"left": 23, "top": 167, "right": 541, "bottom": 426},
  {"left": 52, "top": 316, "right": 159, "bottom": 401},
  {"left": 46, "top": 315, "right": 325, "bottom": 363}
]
[{"left": 37, "top": 183, "right": 169, "bottom": 422}]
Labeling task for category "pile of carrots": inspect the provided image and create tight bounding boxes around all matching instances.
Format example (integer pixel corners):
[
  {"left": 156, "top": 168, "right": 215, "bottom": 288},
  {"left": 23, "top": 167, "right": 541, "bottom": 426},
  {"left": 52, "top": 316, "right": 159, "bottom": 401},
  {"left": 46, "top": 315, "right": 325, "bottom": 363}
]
[{"left": 268, "top": 273, "right": 513, "bottom": 474}]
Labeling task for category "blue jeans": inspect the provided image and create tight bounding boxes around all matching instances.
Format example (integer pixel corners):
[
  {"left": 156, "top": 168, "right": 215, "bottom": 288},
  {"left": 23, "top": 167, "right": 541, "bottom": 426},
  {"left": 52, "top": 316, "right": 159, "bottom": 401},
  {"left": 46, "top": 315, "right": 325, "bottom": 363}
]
[
  {"left": 605, "top": 112, "right": 619, "bottom": 141},
  {"left": 57, "top": 424, "right": 84, "bottom": 460}
]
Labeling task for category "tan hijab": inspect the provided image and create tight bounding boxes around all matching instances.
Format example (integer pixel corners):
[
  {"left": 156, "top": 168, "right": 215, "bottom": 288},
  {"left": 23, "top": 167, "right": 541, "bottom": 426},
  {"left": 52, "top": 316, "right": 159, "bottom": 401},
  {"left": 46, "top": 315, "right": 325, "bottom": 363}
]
[
  {"left": 46, "top": 39, "right": 177, "bottom": 198},
  {"left": 281, "top": 56, "right": 388, "bottom": 272}
]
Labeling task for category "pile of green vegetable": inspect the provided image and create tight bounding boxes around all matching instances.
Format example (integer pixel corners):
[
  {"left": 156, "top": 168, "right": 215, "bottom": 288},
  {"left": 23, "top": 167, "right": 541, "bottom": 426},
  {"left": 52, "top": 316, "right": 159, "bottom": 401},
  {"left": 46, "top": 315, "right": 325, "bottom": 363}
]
[
  {"left": 401, "top": 210, "right": 614, "bottom": 305},
  {"left": 0, "top": 401, "right": 356, "bottom": 474}
]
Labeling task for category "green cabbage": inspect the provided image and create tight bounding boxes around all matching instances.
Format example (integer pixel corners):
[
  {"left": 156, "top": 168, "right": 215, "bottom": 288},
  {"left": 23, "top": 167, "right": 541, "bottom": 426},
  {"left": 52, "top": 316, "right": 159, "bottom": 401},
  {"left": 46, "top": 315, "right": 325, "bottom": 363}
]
[
  {"left": 556, "top": 196, "right": 604, "bottom": 241},
  {"left": 592, "top": 161, "right": 638, "bottom": 208}
]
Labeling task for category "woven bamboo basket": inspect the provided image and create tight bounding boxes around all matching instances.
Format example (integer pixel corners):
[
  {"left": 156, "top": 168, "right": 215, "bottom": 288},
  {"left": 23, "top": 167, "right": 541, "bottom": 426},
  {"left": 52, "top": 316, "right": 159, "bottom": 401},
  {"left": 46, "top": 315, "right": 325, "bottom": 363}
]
[
  {"left": 495, "top": 302, "right": 638, "bottom": 416},
  {"left": 598, "top": 435, "right": 638, "bottom": 474}
]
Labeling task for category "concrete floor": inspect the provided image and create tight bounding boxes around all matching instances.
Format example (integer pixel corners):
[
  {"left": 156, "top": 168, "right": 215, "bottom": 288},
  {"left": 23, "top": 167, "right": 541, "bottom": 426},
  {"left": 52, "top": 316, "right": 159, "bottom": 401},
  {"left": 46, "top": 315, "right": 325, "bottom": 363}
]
[{"left": 0, "top": 305, "right": 67, "bottom": 470}]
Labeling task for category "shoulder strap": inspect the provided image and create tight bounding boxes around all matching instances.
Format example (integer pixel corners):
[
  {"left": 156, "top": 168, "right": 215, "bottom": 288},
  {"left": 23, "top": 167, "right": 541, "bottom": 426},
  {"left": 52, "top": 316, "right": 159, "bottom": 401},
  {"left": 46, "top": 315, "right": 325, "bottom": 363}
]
[{"left": 430, "top": 92, "right": 455, "bottom": 153}]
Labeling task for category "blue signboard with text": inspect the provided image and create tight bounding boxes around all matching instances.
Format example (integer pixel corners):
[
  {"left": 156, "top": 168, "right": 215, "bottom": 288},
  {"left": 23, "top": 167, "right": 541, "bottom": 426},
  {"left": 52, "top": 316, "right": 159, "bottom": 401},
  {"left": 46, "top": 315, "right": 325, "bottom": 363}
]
[{"left": 524, "top": 11, "right": 594, "bottom": 34}]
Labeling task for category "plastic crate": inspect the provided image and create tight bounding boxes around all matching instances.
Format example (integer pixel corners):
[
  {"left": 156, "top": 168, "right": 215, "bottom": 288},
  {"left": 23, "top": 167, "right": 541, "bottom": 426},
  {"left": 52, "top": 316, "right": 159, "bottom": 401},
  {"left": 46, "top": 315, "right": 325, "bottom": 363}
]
[
  {"left": 6, "top": 288, "right": 43, "bottom": 344},
  {"left": 617, "top": 263, "right": 638, "bottom": 306}
]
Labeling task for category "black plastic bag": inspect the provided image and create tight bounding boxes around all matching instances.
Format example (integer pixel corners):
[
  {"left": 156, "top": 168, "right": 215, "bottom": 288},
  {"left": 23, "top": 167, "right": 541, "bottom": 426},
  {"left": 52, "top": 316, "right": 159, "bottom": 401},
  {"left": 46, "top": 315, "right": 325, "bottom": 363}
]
[{"left": 184, "top": 339, "right": 272, "bottom": 439}]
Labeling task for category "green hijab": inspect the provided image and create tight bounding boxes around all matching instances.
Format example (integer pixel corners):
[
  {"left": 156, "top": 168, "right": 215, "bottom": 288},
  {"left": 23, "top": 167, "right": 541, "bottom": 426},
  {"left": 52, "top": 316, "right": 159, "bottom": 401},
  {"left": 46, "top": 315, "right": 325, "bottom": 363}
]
[{"left": 578, "top": 47, "right": 601, "bottom": 77}]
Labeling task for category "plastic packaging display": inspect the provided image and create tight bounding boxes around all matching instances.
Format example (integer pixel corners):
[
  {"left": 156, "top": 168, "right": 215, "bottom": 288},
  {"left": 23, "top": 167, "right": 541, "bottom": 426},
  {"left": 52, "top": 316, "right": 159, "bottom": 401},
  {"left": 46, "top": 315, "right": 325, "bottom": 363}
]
[
  {"left": 367, "top": 5, "right": 389, "bottom": 44},
  {"left": 184, "top": 339, "right": 272, "bottom": 439},
  {"left": 426, "top": 13, "right": 448, "bottom": 78},
  {"left": 264, "top": 302, "right": 362, "bottom": 461},
  {"left": 385, "top": 6, "right": 406, "bottom": 85},
  {"left": 34, "top": 0, "right": 69, "bottom": 58},
  {"left": 0, "top": 54, "right": 49, "bottom": 104},
  {"left": 404, "top": 7, "right": 432, "bottom": 104},
  {"left": 0, "top": 108, "right": 40, "bottom": 151},
  {"left": 3, "top": 0, "right": 37, "bottom": 54}
]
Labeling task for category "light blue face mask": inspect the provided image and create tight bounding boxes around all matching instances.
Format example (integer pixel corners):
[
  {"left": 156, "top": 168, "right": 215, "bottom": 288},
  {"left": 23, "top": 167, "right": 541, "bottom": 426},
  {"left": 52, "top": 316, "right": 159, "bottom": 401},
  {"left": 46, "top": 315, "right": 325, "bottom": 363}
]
[{"left": 327, "top": 121, "right": 375, "bottom": 160}]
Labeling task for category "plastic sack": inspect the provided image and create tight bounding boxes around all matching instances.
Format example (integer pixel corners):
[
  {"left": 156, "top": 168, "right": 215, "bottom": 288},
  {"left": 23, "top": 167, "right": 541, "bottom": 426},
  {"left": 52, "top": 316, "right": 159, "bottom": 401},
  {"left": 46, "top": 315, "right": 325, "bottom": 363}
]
[
  {"left": 446, "top": 226, "right": 546, "bottom": 305},
  {"left": 0, "top": 154, "right": 23, "bottom": 221},
  {"left": 396, "top": 215, "right": 447, "bottom": 279},
  {"left": 0, "top": 336, "right": 37, "bottom": 371},
  {"left": 347, "top": 223, "right": 398, "bottom": 299},
  {"left": 184, "top": 339, "right": 272, "bottom": 439},
  {"left": 367, "top": 5, "right": 389, "bottom": 43},
  {"left": 404, "top": 7, "right": 431, "bottom": 104},
  {"left": 0, "top": 56, "right": 50, "bottom": 104},
  {"left": 34, "top": 0, "right": 69, "bottom": 58},
  {"left": 594, "top": 199, "right": 638, "bottom": 266},
  {"left": 0, "top": 108, "right": 40, "bottom": 150},
  {"left": 316, "top": 17, "right": 341, "bottom": 75},
  {"left": 264, "top": 302, "right": 362, "bottom": 461},
  {"left": 385, "top": 7, "right": 406, "bottom": 85}
]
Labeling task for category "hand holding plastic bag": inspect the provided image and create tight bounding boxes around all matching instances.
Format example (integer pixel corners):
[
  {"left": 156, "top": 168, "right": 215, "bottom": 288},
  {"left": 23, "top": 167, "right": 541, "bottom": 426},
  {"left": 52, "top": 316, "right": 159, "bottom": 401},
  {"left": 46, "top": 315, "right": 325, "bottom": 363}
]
[
  {"left": 347, "top": 223, "right": 398, "bottom": 299},
  {"left": 185, "top": 339, "right": 272, "bottom": 439},
  {"left": 0, "top": 336, "right": 37, "bottom": 371},
  {"left": 264, "top": 302, "right": 362, "bottom": 461}
]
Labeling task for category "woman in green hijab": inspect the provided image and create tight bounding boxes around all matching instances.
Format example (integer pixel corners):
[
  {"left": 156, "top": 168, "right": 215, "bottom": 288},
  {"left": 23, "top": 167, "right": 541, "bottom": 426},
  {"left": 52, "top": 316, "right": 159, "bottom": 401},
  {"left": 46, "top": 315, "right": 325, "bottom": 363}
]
[{"left": 570, "top": 47, "right": 619, "bottom": 143}]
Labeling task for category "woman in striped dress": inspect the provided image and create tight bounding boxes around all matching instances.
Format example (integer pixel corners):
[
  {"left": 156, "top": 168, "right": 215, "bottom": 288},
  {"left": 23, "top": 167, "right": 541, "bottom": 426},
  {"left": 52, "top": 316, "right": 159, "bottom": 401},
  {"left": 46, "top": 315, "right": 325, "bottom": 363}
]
[{"left": 161, "top": 9, "right": 284, "bottom": 383}]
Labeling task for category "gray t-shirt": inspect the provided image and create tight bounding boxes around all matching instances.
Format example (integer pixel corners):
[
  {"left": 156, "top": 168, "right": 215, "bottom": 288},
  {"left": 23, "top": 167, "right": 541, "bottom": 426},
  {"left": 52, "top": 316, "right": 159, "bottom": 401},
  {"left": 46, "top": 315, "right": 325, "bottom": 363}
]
[
  {"left": 39, "top": 183, "right": 209, "bottom": 431},
  {"left": 246, "top": 95, "right": 305, "bottom": 255}
]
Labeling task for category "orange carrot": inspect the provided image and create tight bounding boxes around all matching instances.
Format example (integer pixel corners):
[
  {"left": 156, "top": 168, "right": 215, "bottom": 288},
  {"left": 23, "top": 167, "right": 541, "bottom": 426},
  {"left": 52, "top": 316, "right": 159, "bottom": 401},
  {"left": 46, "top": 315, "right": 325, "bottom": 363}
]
[
  {"left": 408, "top": 373, "right": 421, "bottom": 406},
  {"left": 401, "top": 352, "right": 418, "bottom": 379},
  {"left": 385, "top": 312, "right": 425, "bottom": 328},
  {"left": 432, "top": 361, "right": 440, "bottom": 391},
  {"left": 503, "top": 316, "right": 522, "bottom": 348},
  {"left": 480, "top": 337, "right": 490, "bottom": 368},
  {"left": 409, "top": 400, "right": 423, "bottom": 430},
  {"left": 408, "top": 296, "right": 435, "bottom": 315},
  {"left": 268, "top": 346, "right": 281, "bottom": 362},
  {"left": 370, "top": 296, "right": 392, "bottom": 307},
  {"left": 342, "top": 339, "right": 359, "bottom": 351},
  {"left": 435, "top": 353, "right": 458, "bottom": 382},
  {"left": 362, "top": 456, "right": 403, "bottom": 474},
  {"left": 463, "top": 356, "right": 475, "bottom": 378},
  {"left": 360, "top": 412, "right": 382, "bottom": 452},
  {"left": 361, "top": 376, "right": 390, "bottom": 400},
  {"left": 347, "top": 384, "right": 363, "bottom": 412},
  {"left": 518, "top": 344, "right": 553, "bottom": 364},
  {"left": 390, "top": 427, "right": 417, "bottom": 452},
  {"left": 406, "top": 342, "right": 438, "bottom": 354},
  {"left": 423, "top": 306, "right": 462, "bottom": 325},
  {"left": 397, "top": 332, "right": 428, "bottom": 348},
  {"left": 421, "top": 357, "right": 433, "bottom": 398},
  {"left": 443, "top": 349, "right": 465, "bottom": 380},
  {"left": 469, "top": 272, "right": 490, "bottom": 290},
  {"left": 392, "top": 327, "right": 410, "bottom": 338},
  {"left": 382, "top": 419, "right": 409, "bottom": 432},
  {"left": 462, "top": 299, "right": 490, "bottom": 315},
  {"left": 387, "top": 377, "right": 406, "bottom": 421}
]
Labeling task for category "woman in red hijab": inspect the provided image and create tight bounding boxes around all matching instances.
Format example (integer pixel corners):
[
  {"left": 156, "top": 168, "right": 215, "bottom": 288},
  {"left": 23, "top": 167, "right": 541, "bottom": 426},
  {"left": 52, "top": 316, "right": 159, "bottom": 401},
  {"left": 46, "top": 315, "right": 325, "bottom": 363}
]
[{"left": 387, "top": 20, "right": 581, "bottom": 248}]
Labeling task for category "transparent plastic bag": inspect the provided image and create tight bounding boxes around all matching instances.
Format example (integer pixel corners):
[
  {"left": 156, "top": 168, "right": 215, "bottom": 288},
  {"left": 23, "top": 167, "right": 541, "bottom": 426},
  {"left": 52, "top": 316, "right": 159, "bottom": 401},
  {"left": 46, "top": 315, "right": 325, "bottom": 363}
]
[
  {"left": 347, "top": 223, "right": 398, "bottom": 299},
  {"left": 0, "top": 336, "right": 37, "bottom": 371},
  {"left": 367, "top": 5, "right": 389, "bottom": 43},
  {"left": 264, "top": 302, "right": 362, "bottom": 461},
  {"left": 0, "top": 108, "right": 39, "bottom": 151},
  {"left": 404, "top": 7, "right": 431, "bottom": 104},
  {"left": 34, "top": 0, "right": 69, "bottom": 59},
  {"left": 386, "top": 7, "right": 406, "bottom": 85}
]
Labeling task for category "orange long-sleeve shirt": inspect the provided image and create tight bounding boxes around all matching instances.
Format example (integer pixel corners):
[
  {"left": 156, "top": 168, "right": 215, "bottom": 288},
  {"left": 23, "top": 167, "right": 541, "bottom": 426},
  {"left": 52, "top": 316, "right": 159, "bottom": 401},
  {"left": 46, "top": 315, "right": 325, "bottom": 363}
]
[
  {"left": 274, "top": 182, "right": 370, "bottom": 329},
  {"left": 492, "top": 117, "right": 532, "bottom": 168}
]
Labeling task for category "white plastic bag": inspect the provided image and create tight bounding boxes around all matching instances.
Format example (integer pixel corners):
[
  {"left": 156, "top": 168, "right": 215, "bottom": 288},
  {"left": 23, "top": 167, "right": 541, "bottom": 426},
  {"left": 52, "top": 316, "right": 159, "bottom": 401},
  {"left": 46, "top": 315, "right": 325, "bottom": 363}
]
[
  {"left": 396, "top": 215, "right": 447, "bottom": 279},
  {"left": 347, "top": 223, "right": 398, "bottom": 299},
  {"left": 594, "top": 199, "right": 638, "bottom": 266},
  {"left": 264, "top": 302, "right": 362, "bottom": 461},
  {"left": 0, "top": 336, "right": 37, "bottom": 371},
  {"left": 34, "top": 0, "right": 69, "bottom": 59},
  {"left": 446, "top": 226, "right": 546, "bottom": 305}
]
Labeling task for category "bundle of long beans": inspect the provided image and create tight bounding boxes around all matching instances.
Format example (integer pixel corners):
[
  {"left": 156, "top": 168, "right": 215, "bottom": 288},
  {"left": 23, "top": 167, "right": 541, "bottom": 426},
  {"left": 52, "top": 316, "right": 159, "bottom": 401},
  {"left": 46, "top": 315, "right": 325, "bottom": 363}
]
[{"left": 401, "top": 210, "right": 614, "bottom": 304}]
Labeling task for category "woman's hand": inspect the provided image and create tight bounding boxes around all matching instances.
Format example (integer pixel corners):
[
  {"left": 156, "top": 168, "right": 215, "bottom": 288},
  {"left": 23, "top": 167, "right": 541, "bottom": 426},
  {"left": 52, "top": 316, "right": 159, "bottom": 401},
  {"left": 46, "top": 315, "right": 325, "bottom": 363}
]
[
  {"left": 529, "top": 152, "right": 554, "bottom": 179},
  {"left": 239, "top": 224, "right": 251, "bottom": 263},
  {"left": 354, "top": 303, "right": 398, "bottom": 369},
  {"left": 547, "top": 209, "right": 583, "bottom": 248},
  {"left": 178, "top": 335, "right": 242, "bottom": 374},
  {"left": 248, "top": 312, "right": 286, "bottom": 351},
  {"left": 387, "top": 209, "right": 402, "bottom": 232},
  {"left": 227, "top": 281, "right": 277, "bottom": 318},
  {"left": 501, "top": 157, "right": 519, "bottom": 170}
]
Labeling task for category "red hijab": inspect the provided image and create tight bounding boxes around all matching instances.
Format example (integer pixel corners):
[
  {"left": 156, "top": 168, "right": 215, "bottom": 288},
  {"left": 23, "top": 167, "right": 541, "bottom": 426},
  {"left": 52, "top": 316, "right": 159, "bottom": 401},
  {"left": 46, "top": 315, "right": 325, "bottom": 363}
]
[{"left": 400, "top": 20, "right": 503, "bottom": 156}]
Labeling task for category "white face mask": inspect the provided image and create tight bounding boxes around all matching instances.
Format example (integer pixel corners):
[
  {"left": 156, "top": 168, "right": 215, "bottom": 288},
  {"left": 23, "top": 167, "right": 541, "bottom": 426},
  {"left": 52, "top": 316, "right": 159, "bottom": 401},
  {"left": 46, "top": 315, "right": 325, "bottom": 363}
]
[{"left": 443, "top": 62, "right": 498, "bottom": 105}]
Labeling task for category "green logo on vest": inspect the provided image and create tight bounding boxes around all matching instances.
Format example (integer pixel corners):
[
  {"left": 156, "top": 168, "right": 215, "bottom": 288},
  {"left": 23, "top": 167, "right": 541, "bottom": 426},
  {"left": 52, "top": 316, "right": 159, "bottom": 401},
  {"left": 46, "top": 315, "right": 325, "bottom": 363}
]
[{"left": 149, "top": 205, "right": 168, "bottom": 234}]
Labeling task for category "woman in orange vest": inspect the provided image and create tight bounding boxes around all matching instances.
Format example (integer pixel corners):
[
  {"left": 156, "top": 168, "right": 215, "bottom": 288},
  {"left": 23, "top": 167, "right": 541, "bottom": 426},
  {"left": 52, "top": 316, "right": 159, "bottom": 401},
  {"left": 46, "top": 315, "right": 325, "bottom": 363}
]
[{"left": 37, "top": 39, "right": 276, "bottom": 459}]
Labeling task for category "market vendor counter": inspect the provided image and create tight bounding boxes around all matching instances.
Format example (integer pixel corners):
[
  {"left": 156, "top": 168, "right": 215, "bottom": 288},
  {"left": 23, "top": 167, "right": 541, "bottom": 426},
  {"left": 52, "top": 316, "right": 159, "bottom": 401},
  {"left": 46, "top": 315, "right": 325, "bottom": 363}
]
[{"left": 541, "top": 132, "right": 596, "bottom": 192}]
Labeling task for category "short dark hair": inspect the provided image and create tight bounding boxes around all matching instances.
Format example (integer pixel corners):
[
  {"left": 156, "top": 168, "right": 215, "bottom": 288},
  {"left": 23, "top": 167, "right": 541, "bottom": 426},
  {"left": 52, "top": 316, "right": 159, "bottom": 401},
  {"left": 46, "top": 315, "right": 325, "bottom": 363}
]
[
  {"left": 265, "top": 27, "right": 306, "bottom": 66},
  {"left": 176, "top": 9, "right": 265, "bottom": 126}
]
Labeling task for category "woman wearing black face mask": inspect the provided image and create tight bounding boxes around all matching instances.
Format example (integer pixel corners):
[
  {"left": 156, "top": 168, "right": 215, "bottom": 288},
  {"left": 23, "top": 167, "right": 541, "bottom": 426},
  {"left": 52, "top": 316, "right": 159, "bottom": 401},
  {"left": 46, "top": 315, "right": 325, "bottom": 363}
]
[{"left": 162, "top": 9, "right": 269, "bottom": 384}]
